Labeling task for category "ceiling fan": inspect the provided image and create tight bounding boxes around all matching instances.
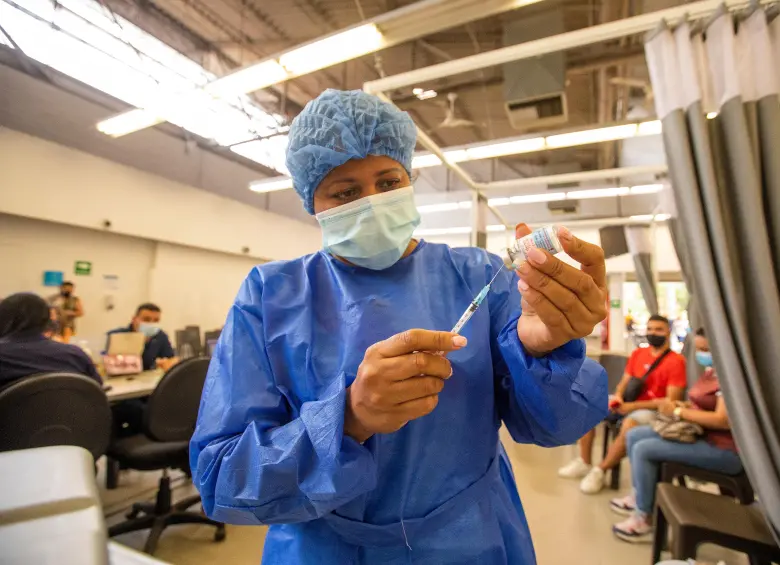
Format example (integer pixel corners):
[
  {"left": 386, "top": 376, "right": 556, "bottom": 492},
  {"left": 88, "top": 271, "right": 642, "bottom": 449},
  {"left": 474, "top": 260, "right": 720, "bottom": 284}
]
[{"left": 434, "top": 92, "right": 479, "bottom": 130}]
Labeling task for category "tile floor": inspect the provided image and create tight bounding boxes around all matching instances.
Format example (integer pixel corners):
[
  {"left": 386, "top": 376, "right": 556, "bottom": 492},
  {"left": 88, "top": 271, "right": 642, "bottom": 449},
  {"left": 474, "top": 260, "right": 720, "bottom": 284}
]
[{"left": 101, "top": 427, "right": 747, "bottom": 565}]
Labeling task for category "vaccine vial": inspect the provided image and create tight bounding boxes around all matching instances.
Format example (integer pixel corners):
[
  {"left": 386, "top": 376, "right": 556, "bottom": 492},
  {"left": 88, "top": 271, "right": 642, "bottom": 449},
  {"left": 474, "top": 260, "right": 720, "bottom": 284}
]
[{"left": 504, "top": 225, "right": 564, "bottom": 268}]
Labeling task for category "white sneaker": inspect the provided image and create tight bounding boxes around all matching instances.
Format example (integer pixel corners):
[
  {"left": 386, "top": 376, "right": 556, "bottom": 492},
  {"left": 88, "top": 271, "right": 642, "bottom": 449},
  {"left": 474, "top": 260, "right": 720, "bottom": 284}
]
[
  {"left": 558, "top": 457, "right": 592, "bottom": 479},
  {"left": 580, "top": 467, "right": 606, "bottom": 494},
  {"left": 609, "top": 493, "right": 637, "bottom": 515},
  {"left": 612, "top": 513, "right": 653, "bottom": 543}
]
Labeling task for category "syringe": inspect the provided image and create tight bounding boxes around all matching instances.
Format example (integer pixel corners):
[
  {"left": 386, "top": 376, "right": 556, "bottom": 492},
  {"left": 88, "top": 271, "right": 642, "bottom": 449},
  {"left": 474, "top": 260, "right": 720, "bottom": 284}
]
[{"left": 450, "top": 266, "right": 505, "bottom": 334}]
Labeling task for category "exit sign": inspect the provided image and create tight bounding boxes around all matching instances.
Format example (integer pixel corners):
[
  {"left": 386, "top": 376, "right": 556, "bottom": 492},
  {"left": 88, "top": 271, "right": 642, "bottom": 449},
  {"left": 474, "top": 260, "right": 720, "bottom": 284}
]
[{"left": 74, "top": 261, "right": 92, "bottom": 276}]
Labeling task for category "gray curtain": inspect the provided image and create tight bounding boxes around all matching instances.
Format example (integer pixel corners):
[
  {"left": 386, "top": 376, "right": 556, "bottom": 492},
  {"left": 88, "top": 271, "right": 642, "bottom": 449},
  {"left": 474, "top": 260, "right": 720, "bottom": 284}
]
[
  {"left": 645, "top": 10, "right": 780, "bottom": 539},
  {"left": 624, "top": 225, "right": 659, "bottom": 314}
]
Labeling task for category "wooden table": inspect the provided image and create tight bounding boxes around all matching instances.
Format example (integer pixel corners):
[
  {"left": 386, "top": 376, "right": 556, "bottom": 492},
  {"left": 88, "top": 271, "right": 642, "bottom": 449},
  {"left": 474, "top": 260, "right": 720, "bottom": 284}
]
[{"left": 104, "top": 370, "right": 163, "bottom": 402}]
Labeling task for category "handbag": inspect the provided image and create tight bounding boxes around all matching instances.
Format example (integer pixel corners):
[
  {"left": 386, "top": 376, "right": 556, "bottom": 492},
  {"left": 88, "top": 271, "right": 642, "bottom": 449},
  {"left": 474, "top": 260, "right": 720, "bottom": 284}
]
[
  {"left": 652, "top": 413, "right": 704, "bottom": 443},
  {"left": 622, "top": 349, "right": 672, "bottom": 402}
]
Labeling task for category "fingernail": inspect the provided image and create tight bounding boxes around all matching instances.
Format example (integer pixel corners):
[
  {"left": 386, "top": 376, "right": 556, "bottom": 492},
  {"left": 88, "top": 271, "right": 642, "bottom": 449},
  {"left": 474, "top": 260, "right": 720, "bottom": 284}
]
[
  {"left": 518, "top": 261, "right": 531, "bottom": 275},
  {"left": 528, "top": 248, "right": 546, "bottom": 264},
  {"left": 453, "top": 336, "right": 467, "bottom": 348},
  {"left": 449, "top": 366, "right": 454, "bottom": 377},
  {"left": 558, "top": 225, "right": 572, "bottom": 240},
  {"left": 518, "top": 279, "right": 529, "bottom": 292}
]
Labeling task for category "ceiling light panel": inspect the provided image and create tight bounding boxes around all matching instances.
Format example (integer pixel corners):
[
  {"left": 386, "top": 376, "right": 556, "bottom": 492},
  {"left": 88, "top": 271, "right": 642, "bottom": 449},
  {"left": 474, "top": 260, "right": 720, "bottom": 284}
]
[
  {"left": 2, "top": 0, "right": 287, "bottom": 171},
  {"left": 466, "top": 137, "right": 546, "bottom": 160},
  {"left": 249, "top": 178, "right": 295, "bottom": 193},
  {"left": 278, "top": 24, "right": 386, "bottom": 75},
  {"left": 629, "top": 184, "right": 664, "bottom": 194},
  {"left": 567, "top": 187, "right": 630, "bottom": 199},
  {"left": 546, "top": 124, "right": 639, "bottom": 148},
  {"left": 509, "top": 192, "right": 567, "bottom": 204}
]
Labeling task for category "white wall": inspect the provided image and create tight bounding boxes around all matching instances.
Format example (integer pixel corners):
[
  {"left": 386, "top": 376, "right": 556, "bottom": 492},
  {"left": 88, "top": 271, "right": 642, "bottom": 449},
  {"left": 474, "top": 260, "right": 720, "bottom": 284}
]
[
  {"left": 0, "top": 214, "right": 155, "bottom": 349},
  {"left": 0, "top": 128, "right": 321, "bottom": 261},
  {"left": 148, "top": 242, "right": 257, "bottom": 336},
  {"left": 0, "top": 214, "right": 258, "bottom": 352}
]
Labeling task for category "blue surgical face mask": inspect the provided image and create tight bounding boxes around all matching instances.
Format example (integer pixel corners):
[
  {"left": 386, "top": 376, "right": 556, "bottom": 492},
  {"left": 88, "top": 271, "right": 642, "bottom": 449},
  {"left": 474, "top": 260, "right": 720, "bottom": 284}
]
[
  {"left": 138, "top": 322, "right": 161, "bottom": 338},
  {"left": 695, "top": 351, "right": 713, "bottom": 367},
  {"left": 315, "top": 186, "right": 421, "bottom": 270}
]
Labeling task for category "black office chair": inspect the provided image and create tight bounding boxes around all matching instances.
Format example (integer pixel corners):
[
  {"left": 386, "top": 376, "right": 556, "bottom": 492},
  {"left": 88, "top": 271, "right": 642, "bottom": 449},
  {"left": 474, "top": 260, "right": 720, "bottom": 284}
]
[
  {"left": 106, "top": 357, "right": 225, "bottom": 554},
  {"left": 203, "top": 329, "right": 221, "bottom": 357},
  {"left": 175, "top": 328, "right": 202, "bottom": 359},
  {"left": 0, "top": 373, "right": 111, "bottom": 460}
]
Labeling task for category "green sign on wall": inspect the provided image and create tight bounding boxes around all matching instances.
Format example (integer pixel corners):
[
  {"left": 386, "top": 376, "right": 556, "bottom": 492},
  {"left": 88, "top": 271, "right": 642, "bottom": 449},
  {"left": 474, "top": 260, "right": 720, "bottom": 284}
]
[
  {"left": 610, "top": 299, "right": 621, "bottom": 309},
  {"left": 74, "top": 261, "right": 92, "bottom": 276}
]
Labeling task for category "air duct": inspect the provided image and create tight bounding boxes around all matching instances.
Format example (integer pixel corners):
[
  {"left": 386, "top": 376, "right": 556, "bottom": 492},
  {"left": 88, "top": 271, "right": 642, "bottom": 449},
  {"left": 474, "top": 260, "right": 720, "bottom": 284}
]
[{"left": 502, "top": 12, "right": 568, "bottom": 130}]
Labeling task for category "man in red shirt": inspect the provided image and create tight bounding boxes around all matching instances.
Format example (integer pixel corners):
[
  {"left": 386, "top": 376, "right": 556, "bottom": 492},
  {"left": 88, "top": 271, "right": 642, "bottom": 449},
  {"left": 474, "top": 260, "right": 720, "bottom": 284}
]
[{"left": 558, "top": 315, "right": 687, "bottom": 494}]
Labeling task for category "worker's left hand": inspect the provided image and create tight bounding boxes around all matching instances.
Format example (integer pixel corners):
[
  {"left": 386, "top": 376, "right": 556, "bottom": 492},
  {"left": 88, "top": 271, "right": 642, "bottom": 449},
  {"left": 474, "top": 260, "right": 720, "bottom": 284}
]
[{"left": 515, "top": 224, "right": 607, "bottom": 356}]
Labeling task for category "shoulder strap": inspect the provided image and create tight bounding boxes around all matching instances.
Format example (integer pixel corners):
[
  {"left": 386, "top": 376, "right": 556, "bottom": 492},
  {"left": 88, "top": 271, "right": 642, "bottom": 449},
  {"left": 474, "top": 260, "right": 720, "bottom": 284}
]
[{"left": 639, "top": 349, "right": 672, "bottom": 382}]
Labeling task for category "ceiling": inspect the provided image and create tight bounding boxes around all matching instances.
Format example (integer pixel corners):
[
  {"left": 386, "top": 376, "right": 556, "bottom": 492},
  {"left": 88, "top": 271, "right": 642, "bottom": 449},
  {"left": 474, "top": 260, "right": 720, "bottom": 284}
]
[
  {"left": 98, "top": 0, "right": 658, "bottom": 170},
  {"left": 0, "top": 0, "right": 673, "bottom": 228}
]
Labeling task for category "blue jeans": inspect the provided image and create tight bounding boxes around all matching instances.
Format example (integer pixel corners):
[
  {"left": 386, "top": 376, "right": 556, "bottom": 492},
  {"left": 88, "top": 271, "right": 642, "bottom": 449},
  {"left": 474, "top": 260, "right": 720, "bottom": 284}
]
[{"left": 626, "top": 426, "right": 743, "bottom": 515}]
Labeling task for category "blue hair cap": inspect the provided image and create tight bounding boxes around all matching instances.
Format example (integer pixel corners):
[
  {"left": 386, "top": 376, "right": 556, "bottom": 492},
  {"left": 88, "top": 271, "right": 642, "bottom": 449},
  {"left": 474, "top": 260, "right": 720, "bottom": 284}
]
[{"left": 285, "top": 89, "right": 417, "bottom": 214}]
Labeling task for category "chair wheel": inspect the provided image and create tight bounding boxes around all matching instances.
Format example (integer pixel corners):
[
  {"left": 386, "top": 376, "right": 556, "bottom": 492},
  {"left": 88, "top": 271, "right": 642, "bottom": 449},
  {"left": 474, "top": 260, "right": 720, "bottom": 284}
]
[
  {"left": 214, "top": 526, "right": 226, "bottom": 542},
  {"left": 126, "top": 508, "right": 140, "bottom": 520}
]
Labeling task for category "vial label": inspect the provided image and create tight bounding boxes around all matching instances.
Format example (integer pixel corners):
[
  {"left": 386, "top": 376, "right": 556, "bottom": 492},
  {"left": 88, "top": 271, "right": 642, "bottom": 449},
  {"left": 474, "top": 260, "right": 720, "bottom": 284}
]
[{"left": 523, "top": 228, "right": 558, "bottom": 256}]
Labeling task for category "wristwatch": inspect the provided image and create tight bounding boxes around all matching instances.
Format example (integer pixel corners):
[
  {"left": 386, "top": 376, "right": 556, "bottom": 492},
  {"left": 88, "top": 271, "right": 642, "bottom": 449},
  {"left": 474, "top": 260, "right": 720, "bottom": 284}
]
[{"left": 673, "top": 406, "right": 683, "bottom": 420}]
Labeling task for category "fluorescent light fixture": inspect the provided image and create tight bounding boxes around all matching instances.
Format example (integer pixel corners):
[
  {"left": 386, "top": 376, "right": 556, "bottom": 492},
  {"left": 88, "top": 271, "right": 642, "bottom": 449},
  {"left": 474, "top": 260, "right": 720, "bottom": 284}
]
[
  {"left": 443, "top": 150, "right": 469, "bottom": 164},
  {"left": 509, "top": 192, "right": 566, "bottom": 204},
  {"left": 249, "top": 177, "right": 294, "bottom": 193},
  {"left": 567, "top": 187, "right": 629, "bottom": 199},
  {"left": 414, "top": 227, "right": 472, "bottom": 236},
  {"left": 466, "top": 137, "right": 546, "bottom": 160},
  {"left": 546, "top": 124, "right": 639, "bottom": 148},
  {"left": 637, "top": 120, "right": 663, "bottom": 136},
  {"left": 654, "top": 213, "right": 671, "bottom": 221},
  {"left": 417, "top": 201, "right": 471, "bottom": 214},
  {"left": 204, "top": 60, "right": 289, "bottom": 98},
  {"left": 413, "top": 88, "right": 437, "bottom": 100},
  {"left": 97, "top": 109, "right": 161, "bottom": 137},
  {"left": 279, "top": 24, "right": 386, "bottom": 75},
  {"left": 487, "top": 225, "right": 507, "bottom": 232},
  {"left": 231, "top": 136, "right": 290, "bottom": 174},
  {"left": 706, "top": 112, "right": 718, "bottom": 119},
  {"left": 487, "top": 197, "right": 511, "bottom": 207},
  {"left": 629, "top": 184, "right": 664, "bottom": 194},
  {"left": 411, "top": 154, "right": 443, "bottom": 169},
  {"left": 630, "top": 214, "right": 654, "bottom": 221}
]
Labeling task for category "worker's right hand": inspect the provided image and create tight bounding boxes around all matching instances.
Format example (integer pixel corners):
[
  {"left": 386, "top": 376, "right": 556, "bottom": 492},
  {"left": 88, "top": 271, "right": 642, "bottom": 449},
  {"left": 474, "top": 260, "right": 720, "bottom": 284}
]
[{"left": 344, "top": 329, "right": 467, "bottom": 443}]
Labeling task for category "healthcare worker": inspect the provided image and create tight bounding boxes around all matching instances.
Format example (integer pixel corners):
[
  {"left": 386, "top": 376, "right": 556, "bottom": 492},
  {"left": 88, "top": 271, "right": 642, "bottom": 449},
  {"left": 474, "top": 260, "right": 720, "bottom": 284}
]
[{"left": 191, "top": 89, "right": 609, "bottom": 564}]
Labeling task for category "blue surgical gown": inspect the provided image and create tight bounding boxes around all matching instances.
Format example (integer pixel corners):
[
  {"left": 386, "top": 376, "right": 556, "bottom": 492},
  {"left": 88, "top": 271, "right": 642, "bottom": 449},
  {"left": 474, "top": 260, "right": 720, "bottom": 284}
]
[{"left": 190, "top": 241, "right": 607, "bottom": 564}]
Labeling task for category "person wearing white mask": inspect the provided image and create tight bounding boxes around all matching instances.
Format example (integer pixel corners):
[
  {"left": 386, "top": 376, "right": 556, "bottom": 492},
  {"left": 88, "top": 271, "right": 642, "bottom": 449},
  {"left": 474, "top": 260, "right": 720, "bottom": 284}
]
[
  {"left": 190, "top": 89, "right": 610, "bottom": 565},
  {"left": 106, "top": 303, "right": 177, "bottom": 371}
]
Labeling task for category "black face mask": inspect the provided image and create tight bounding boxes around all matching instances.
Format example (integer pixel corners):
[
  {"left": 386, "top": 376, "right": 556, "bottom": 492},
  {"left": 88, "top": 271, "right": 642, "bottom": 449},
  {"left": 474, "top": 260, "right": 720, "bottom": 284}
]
[
  {"left": 646, "top": 334, "right": 667, "bottom": 348},
  {"left": 61, "top": 291, "right": 71, "bottom": 298}
]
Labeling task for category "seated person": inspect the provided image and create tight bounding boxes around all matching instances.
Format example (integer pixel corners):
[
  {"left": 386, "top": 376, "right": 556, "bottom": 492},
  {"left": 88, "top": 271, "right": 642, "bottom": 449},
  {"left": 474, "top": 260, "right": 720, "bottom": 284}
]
[
  {"left": 0, "top": 293, "right": 101, "bottom": 387},
  {"left": 558, "top": 314, "right": 686, "bottom": 494},
  {"left": 611, "top": 328, "right": 741, "bottom": 542},
  {"left": 106, "top": 303, "right": 178, "bottom": 371}
]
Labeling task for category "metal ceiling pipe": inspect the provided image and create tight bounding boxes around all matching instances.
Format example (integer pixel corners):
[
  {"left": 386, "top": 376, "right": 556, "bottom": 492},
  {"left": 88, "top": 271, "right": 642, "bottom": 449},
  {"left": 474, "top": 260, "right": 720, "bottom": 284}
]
[{"left": 363, "top": 0, "right": 771, "bottom": 94}]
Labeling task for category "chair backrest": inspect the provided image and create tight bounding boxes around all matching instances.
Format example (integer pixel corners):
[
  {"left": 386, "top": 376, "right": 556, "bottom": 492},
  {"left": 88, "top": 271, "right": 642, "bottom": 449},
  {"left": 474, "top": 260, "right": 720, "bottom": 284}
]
[
  {"left": 204, "top": 330, "right": 221, "bottom": 356},
  {"left": 175, "top": 328, "right": 202, "bottom": 359},
  {"left": 0, "top": 373, "right": 111, "bottom": 460},
  {"left": 143, "top": 357, "right": 210, "bottom": 442},
  {"left": 599, "top": 353, "right": 629, "bottom": 393}
]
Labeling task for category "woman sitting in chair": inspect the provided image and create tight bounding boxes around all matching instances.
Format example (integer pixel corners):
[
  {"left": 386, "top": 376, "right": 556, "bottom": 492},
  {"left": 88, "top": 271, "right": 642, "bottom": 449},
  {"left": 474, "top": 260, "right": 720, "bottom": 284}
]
[
  {"left": 610, "top": 327, "right": 742, "bottom": 543},
  {"left": 0, "top": 293, "right": 101, "bottom": 387}
]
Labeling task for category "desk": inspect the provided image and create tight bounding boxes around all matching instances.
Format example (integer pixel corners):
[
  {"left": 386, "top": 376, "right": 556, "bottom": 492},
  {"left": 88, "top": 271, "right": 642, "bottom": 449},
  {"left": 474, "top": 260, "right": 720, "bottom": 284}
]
[{"left": 105, "top": 370, "right": 163, "bottom": 402}]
